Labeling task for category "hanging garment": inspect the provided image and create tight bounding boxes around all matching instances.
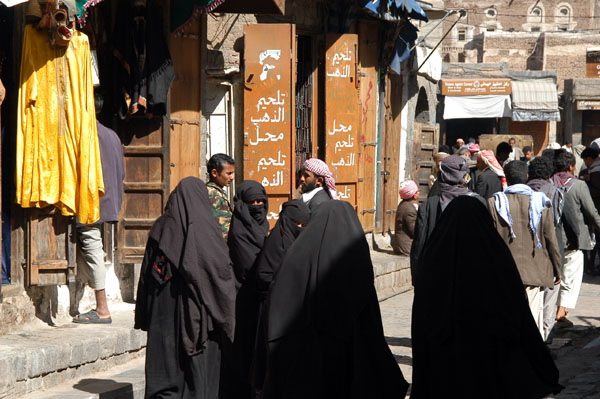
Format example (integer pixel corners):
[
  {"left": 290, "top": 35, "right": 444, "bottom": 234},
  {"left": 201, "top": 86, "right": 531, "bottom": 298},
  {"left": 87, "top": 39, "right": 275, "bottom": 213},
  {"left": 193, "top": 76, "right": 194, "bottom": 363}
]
[
  {"left": 17, "top": 25, "right": 104, "bottom": 224},
  {"left": 113, "top": 0, "right": 175, "bottom": 119}
]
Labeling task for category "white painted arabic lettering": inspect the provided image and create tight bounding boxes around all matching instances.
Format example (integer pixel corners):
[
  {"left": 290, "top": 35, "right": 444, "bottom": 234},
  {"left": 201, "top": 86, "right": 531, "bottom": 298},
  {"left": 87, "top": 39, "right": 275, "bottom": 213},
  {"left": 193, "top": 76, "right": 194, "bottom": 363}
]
[
  {"left": 257, "top": 151, "right": 287, "bottom": 172},
  {"left": 261, "top": 170, "right": 284, "bottom": 187},
  {"left": 331, "top": 153, "right": 355, "bottom": 167}
]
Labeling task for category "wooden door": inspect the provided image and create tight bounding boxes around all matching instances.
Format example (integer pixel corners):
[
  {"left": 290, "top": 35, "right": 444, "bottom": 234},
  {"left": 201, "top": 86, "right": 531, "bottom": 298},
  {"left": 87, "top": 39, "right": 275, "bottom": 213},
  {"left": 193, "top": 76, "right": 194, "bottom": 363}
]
[
  {"left": 357, "top": 21, "right": 378, "bottom": 232},
  {"left": 413, "top": 122, "right": 439, "bottom": 202},
  {"left": 381, "top": 73, "right": 403, "bottom": 233},
  {"left": 25, "top": 209, "right": 75, "bottom": 286},
  {"left": 325, "top": 34, "right": 360, "bottom": 208},
  {"left": 243, "top": 24, "right": 296, "bottom": 226},
  {"left": 169, "top": 19, "right": 203, "bottom": 191},
  {"left": 117, "top": 118, "right": 170, "bottom": 265}
]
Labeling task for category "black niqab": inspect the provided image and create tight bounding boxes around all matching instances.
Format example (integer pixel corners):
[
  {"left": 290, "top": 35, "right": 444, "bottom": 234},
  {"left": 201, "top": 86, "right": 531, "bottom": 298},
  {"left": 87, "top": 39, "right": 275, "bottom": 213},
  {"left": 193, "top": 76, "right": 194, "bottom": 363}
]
[
  {"left": 255, "top": 199, "right": 310, "bottom": 293},
  {"left": 228, "top": 180, "right": 269, "bottom": 285},
  {"left": 265, "top": 201, "right": 408, "bottom": 399},
  {"left": 137, "top": 177, "right": 236, "bottom": 356},
  {"left": 411, "top": 196, "right": 562, "bottom": 398}
]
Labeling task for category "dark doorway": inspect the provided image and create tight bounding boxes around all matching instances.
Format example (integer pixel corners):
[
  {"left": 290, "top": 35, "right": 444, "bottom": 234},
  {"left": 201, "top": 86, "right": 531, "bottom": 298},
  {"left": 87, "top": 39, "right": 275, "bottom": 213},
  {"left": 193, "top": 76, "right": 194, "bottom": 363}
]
[
  {"left": 582, "top": 111, "right": 600, "bottom": 146},
  {"left": 445, "top": 118, "right": 497, "bottom": 146},
  {"left": 415, "top": 87, "right": 430, "bottom": 124},
  {"left": 295, "top": 35, "right": 314, "bottom": 171}
]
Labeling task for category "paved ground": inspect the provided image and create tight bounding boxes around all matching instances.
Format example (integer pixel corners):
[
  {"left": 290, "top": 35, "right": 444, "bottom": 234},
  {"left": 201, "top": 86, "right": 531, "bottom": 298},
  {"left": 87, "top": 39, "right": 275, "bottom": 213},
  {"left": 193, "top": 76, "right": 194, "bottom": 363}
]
[{"left": 19, "top": 274, "right": 600, "bottom": 398}]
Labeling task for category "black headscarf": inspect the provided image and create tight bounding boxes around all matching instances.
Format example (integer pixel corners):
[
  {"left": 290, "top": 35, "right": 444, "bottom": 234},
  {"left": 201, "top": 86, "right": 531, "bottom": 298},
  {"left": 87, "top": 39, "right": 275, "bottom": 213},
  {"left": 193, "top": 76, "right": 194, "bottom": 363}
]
[
  {"left": 255, "top": 199, "right": 310, "bottom": 294},
  {"left": 265, "top": 201, "right": 408, "bottom": 399},
  {"left": 144, "top": 177, "right": 236, "bottom": 356},
  {"left": 228, "top": 180, "right": 269, "bottom": 285},
  {"left": 411, "top": 196, "right": 562, "bottom": 398},
  {"left": 438, "top": 154, "right": 471, "bottom": 210}
]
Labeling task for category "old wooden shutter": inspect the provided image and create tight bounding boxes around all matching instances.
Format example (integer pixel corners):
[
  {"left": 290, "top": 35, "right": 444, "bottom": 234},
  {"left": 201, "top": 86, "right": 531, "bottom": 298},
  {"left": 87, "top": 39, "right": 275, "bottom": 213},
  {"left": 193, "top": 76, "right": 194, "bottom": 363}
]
[
  {"left": 243, "top": 24, "right": 296, "bottom": 226},
  {"left": 325, "top": 34, "right": 360, "bottom": 208},
  {"left": 118, "top": 118, "right": 170, "bottom": 264},
  {"left": 413, "top": 122, "right": 439, "bottom": 201},
  {"left": 357, "top": 22, "right": 379, "bottom": 232},
  {"left": 26, "top": 209, "right": 75, "bottom": 286},
  {"left": 381, "top": 73, "right": 403, "bottom": 233}
]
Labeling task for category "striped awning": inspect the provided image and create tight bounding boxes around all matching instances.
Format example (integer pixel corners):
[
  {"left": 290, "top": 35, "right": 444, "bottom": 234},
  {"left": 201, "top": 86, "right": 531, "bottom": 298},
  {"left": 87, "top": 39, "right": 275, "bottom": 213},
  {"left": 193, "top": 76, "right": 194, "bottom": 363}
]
[{"left": 511, "top": 81, "right": 560, "bottom": 121}]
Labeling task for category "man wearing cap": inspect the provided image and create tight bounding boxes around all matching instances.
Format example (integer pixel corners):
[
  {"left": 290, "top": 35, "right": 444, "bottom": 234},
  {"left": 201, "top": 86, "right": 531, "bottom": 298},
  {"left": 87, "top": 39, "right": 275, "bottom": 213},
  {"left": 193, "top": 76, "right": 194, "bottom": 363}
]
[
  {"left": 393, "top": 181, "right": 419, "bottom": 256},
  {"left": 298, "top": 158, "right": 339, "bottom": 211},
  {"left": 411, "top": 155, "right": 485, "bottom": 285}
]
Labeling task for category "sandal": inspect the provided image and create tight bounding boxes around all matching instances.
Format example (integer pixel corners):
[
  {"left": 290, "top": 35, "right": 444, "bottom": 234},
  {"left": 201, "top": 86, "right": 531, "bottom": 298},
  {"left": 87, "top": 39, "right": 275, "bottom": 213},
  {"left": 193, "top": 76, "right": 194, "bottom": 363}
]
[{"left": 73, "top": 310, "right": 112, "bottom": 324}]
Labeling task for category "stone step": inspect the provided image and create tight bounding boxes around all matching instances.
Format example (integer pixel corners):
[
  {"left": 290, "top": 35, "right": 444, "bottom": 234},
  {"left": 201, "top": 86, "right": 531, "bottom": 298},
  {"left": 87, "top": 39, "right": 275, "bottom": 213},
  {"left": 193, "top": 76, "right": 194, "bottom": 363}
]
[
  {"left": 0, "top": 303, "right": 146, "bottom": 399},
  {"left": 20, "top": 357, "right": 145, "bottom": 399}
]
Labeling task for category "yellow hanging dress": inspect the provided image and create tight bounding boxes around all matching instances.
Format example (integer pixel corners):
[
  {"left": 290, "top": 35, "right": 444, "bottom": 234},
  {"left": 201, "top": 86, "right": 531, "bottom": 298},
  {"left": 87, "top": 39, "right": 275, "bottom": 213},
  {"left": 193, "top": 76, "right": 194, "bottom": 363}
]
[{"left": 17, "top": 25, "right": 104, "bottom": 224}]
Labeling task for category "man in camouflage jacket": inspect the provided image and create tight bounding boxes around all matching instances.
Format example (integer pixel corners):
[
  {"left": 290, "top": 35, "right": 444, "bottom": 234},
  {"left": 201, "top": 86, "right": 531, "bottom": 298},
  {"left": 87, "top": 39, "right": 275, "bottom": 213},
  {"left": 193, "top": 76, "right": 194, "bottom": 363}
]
[{"left": 206, "top": 153, "right": 235, "bottom": 239}]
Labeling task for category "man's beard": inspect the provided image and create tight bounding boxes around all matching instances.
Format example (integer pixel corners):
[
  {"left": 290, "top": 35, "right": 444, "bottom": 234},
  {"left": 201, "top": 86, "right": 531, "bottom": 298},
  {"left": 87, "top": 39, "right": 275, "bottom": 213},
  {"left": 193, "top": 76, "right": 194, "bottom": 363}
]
[{"left": 301, "top": 180, "right": 317, "bottom": 194}]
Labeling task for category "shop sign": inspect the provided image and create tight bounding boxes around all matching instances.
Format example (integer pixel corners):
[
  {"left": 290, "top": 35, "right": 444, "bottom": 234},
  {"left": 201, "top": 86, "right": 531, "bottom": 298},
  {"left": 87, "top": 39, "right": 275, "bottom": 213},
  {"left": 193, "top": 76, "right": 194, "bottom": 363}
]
[
  {"left": 441, "top": 79, "right": 511, "bottom": 96},
  {"left": 586, "top": 48, "right": 600, "bottom": 78},
  {"left": 577, "top": 100, "right": 600, "bottom": 110}
]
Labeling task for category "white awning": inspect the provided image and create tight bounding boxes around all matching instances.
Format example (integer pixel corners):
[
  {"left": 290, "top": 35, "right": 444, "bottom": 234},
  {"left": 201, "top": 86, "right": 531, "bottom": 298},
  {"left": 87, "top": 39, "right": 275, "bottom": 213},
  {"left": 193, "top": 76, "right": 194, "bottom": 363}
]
[
  {"left": 0, "top": 0, "right": 28, "bottom": 6},
  {"left": 443, "top": 95, "right": 512, "bottom": 120},
  {"left": 511, "top": 80, "right": 559, "bottom": 121}
]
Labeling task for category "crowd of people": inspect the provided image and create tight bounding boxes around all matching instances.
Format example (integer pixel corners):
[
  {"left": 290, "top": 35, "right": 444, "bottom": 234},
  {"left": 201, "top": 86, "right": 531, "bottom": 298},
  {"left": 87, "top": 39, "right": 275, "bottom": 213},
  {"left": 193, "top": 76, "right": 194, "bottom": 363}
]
[
  {"left": 134, "top": 154, "right": 406, "bottom": 398},
  {"left": 396, "top": 136, "right": 600, "bottom": 345}
]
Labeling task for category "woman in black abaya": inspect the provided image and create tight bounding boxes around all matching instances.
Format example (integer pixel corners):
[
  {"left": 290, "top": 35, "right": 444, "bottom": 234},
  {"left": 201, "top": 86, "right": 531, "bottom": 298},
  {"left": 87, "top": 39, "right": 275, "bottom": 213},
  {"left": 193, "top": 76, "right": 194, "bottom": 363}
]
[
  {"left": 134, "top": 177, "right": 236, "bottom": 399},
  {"left": 411, "top": 196, "right": 562, "bottom": 399},
  {"left": 221, "top": 180, "right": 269, "bottom": 399},
  {"left": 250, "top": 199, "right": 310, "bottom": 396},
  {"left": 264, "top": 200, "right": 408, "bottom": 399}
]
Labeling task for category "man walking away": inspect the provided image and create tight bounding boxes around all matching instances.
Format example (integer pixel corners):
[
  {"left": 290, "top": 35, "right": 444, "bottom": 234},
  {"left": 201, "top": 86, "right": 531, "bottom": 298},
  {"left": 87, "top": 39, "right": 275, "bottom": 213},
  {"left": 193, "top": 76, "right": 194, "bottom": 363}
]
[
  {"left": 474, "top": 150, "right": 505, "bottom": 200},
  {"left": 580, "top": 147, "right": 600, "bottom": 275},
  {"left": 73, "top": 93, "right": 125, "bottom": 324},
  {"left": 298, "top": 158, "right": 338, "bottom": 211},
  {"left": 411, "top": 155, "right": 485, "bottom": 285},
  {"left": 488, "top": 161, "right": 562, "bottom": 337},
  {"left": 553, "top": 151, "right": 600, "bottom": 327},
  {"left": 527, "top": 156, "right": 564, "bottom": 340},
  {"left": 206, "top": 153, "right": 235, "bottom": 239}
]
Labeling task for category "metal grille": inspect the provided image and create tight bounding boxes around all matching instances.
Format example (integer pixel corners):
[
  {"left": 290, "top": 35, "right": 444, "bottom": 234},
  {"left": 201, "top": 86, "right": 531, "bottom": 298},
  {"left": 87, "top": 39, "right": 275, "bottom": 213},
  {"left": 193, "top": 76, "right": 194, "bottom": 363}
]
[{"left": 295, "top": 35, "right": 313, "bottom": 171}]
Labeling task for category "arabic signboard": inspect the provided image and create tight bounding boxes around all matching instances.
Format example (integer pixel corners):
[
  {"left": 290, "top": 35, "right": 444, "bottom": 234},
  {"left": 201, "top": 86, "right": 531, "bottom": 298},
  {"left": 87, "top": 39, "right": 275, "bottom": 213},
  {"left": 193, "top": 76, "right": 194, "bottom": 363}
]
[
  {"left": 325, "top": 34, "right": 359, "bottom": 206},
  {"left": 243, "top": 24, "right": 294, "bottom": 200},
  {"left": 577, "top": 100, "right": 600, "bottom": 110},
  {"left": 441, "top": 79, "right": 512, "bottom": 96},
  {"left": 586, "top": 48, "right": 600, "bottom": 78}
]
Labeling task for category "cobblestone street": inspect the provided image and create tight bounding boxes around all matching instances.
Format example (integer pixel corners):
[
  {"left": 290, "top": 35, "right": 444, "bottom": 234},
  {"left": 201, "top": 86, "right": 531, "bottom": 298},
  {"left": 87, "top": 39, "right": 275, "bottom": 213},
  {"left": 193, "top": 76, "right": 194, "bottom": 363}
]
[{"left": 380, "top": 274, "right": 600, "bottom": 398}]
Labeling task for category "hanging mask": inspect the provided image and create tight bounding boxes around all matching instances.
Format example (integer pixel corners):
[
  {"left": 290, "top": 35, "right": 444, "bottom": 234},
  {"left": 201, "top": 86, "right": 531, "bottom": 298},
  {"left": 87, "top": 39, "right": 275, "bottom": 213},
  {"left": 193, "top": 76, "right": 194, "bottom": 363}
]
[{"left": 52, "top": 6, "right": 74, "bottom": 47}]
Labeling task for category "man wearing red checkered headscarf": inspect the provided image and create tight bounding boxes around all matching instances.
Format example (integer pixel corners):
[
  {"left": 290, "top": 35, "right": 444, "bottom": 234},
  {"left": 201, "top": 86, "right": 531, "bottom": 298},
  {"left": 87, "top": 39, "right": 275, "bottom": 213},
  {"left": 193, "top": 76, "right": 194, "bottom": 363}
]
[{"left": 299, "top": 158, "right": 339, "bottom": 211}]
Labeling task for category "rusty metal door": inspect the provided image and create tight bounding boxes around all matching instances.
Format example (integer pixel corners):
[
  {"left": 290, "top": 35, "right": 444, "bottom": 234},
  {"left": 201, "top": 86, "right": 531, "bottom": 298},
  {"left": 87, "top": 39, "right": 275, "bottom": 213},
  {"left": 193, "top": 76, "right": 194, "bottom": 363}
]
[
  {"left": 117, "top": 118, "right": 170, "bottom": 265},
  {"left": 325, "top": 34, "right": 359, "bottom": 208},
  {"left": 243, "top": 24, "right": 296, "bottom": 226},
  {"left": 413, "top": 122, "right": 439, "bottom": 201},
  {"left": 357, "top": 21, "right": 378, "bottom": 232}
]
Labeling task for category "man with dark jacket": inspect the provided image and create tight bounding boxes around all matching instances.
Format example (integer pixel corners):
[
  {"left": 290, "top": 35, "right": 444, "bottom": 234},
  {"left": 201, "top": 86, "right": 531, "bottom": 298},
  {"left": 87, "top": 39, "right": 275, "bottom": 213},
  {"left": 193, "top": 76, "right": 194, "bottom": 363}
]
[
  {"left": 553, "top": 151, "right": 600, "bottom": 327},
  {"left": 474, "top": 150, "right": 504, "bottom": 199},
  {"left": 410, "top": 155, "right": 485, "bottom": 285},
  {"left": 488, "top": 161, "right": 562, "bottom": 337},
  {"left": 580, "top": 147, "right": 600, "bottom": 275},
  {"left": 393, "top": 181, "right": 419, "bottom": 256}
]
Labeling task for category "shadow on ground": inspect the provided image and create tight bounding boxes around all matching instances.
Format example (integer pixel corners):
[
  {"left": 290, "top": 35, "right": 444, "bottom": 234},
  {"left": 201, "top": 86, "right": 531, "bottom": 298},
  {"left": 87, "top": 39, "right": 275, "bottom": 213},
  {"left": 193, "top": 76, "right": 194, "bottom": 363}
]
[
  {"left": 73, "top": 379, "right": 133, "bottom": 398},
  {"left": 385, "top": 336, "right": 412, "bottom": 348}
]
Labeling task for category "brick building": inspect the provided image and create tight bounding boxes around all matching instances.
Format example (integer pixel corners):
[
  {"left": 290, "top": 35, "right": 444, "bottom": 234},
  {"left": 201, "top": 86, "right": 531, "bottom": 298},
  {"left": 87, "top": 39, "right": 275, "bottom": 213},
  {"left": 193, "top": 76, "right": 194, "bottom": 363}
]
[{"left": 437, "top": 0, "right": 600, "bottom": 147}]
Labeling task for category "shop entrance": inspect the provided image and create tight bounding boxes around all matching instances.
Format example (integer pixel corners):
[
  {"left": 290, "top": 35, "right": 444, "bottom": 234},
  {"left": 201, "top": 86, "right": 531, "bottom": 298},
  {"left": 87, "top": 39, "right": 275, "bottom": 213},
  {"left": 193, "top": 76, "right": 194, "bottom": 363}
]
[
  {"left": 583, "top": 111, "right": 600, "bottom": 146},
  {"left": 444, "top": 118, "right": 497, "bottom": 147}
]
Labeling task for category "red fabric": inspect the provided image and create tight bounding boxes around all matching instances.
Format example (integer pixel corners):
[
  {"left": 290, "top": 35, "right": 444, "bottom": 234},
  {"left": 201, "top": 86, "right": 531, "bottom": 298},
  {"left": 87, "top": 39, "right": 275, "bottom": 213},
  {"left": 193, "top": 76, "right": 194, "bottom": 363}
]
[
  {"left": 478, "top": 150, "right": 507, "bottom": 190},
  {"left": 303, "top": 158, "right": 339, "bottom": 200}
]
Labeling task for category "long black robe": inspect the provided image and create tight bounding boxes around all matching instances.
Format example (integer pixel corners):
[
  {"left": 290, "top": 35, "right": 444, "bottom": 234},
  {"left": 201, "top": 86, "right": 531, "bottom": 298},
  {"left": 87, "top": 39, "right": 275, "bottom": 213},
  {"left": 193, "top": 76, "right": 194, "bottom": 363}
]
[
  {"left": 411, "top": 196, "right": 563, "bottom": 399},
  {"left": 264, "top": 200, "right": 408, "bottom": 399},
  {"left": 222, "top": 181, "right": 269, "bottom": 399},
  {"left": 250, "top": 199, "right": 310, "bottom": 394},
  {"left": 135, "top": 177, "right": 236, "bottom": 399}
]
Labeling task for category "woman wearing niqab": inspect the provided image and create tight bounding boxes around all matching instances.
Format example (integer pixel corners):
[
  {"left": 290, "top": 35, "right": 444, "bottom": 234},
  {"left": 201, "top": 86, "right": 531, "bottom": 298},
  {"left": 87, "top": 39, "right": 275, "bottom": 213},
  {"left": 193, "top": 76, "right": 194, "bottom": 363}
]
[
  {"left": 264, "top": 200, "right": 408, "bottom": 399},
  {"left": 221, "top": 180, "right": 269, "bottom": 399},
  {"left": 250, "top": 199, "right": 310, "bottom": 395},
  {"left": 134, "top": 177, "right": 236, "bottom": 399},
  {"left": 411, "top": 196, "right": 562, "bottom": 398}
]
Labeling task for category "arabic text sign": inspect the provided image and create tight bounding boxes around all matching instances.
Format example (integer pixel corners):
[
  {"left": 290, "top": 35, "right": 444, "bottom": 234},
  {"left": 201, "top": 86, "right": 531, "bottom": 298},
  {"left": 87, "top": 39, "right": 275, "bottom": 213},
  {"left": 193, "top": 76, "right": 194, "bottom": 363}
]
[
  {"left": 325, "top": 34, "right": 359, "bottom": 188},
  {"left": 441, "top": 79, "right": 512, "bottom": 96},
  {"left": 577, "top": 100, "right": 600, "bottom": 110},
  {"left": 586, "top": 49, "right": 600, "bottom": 78}
]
